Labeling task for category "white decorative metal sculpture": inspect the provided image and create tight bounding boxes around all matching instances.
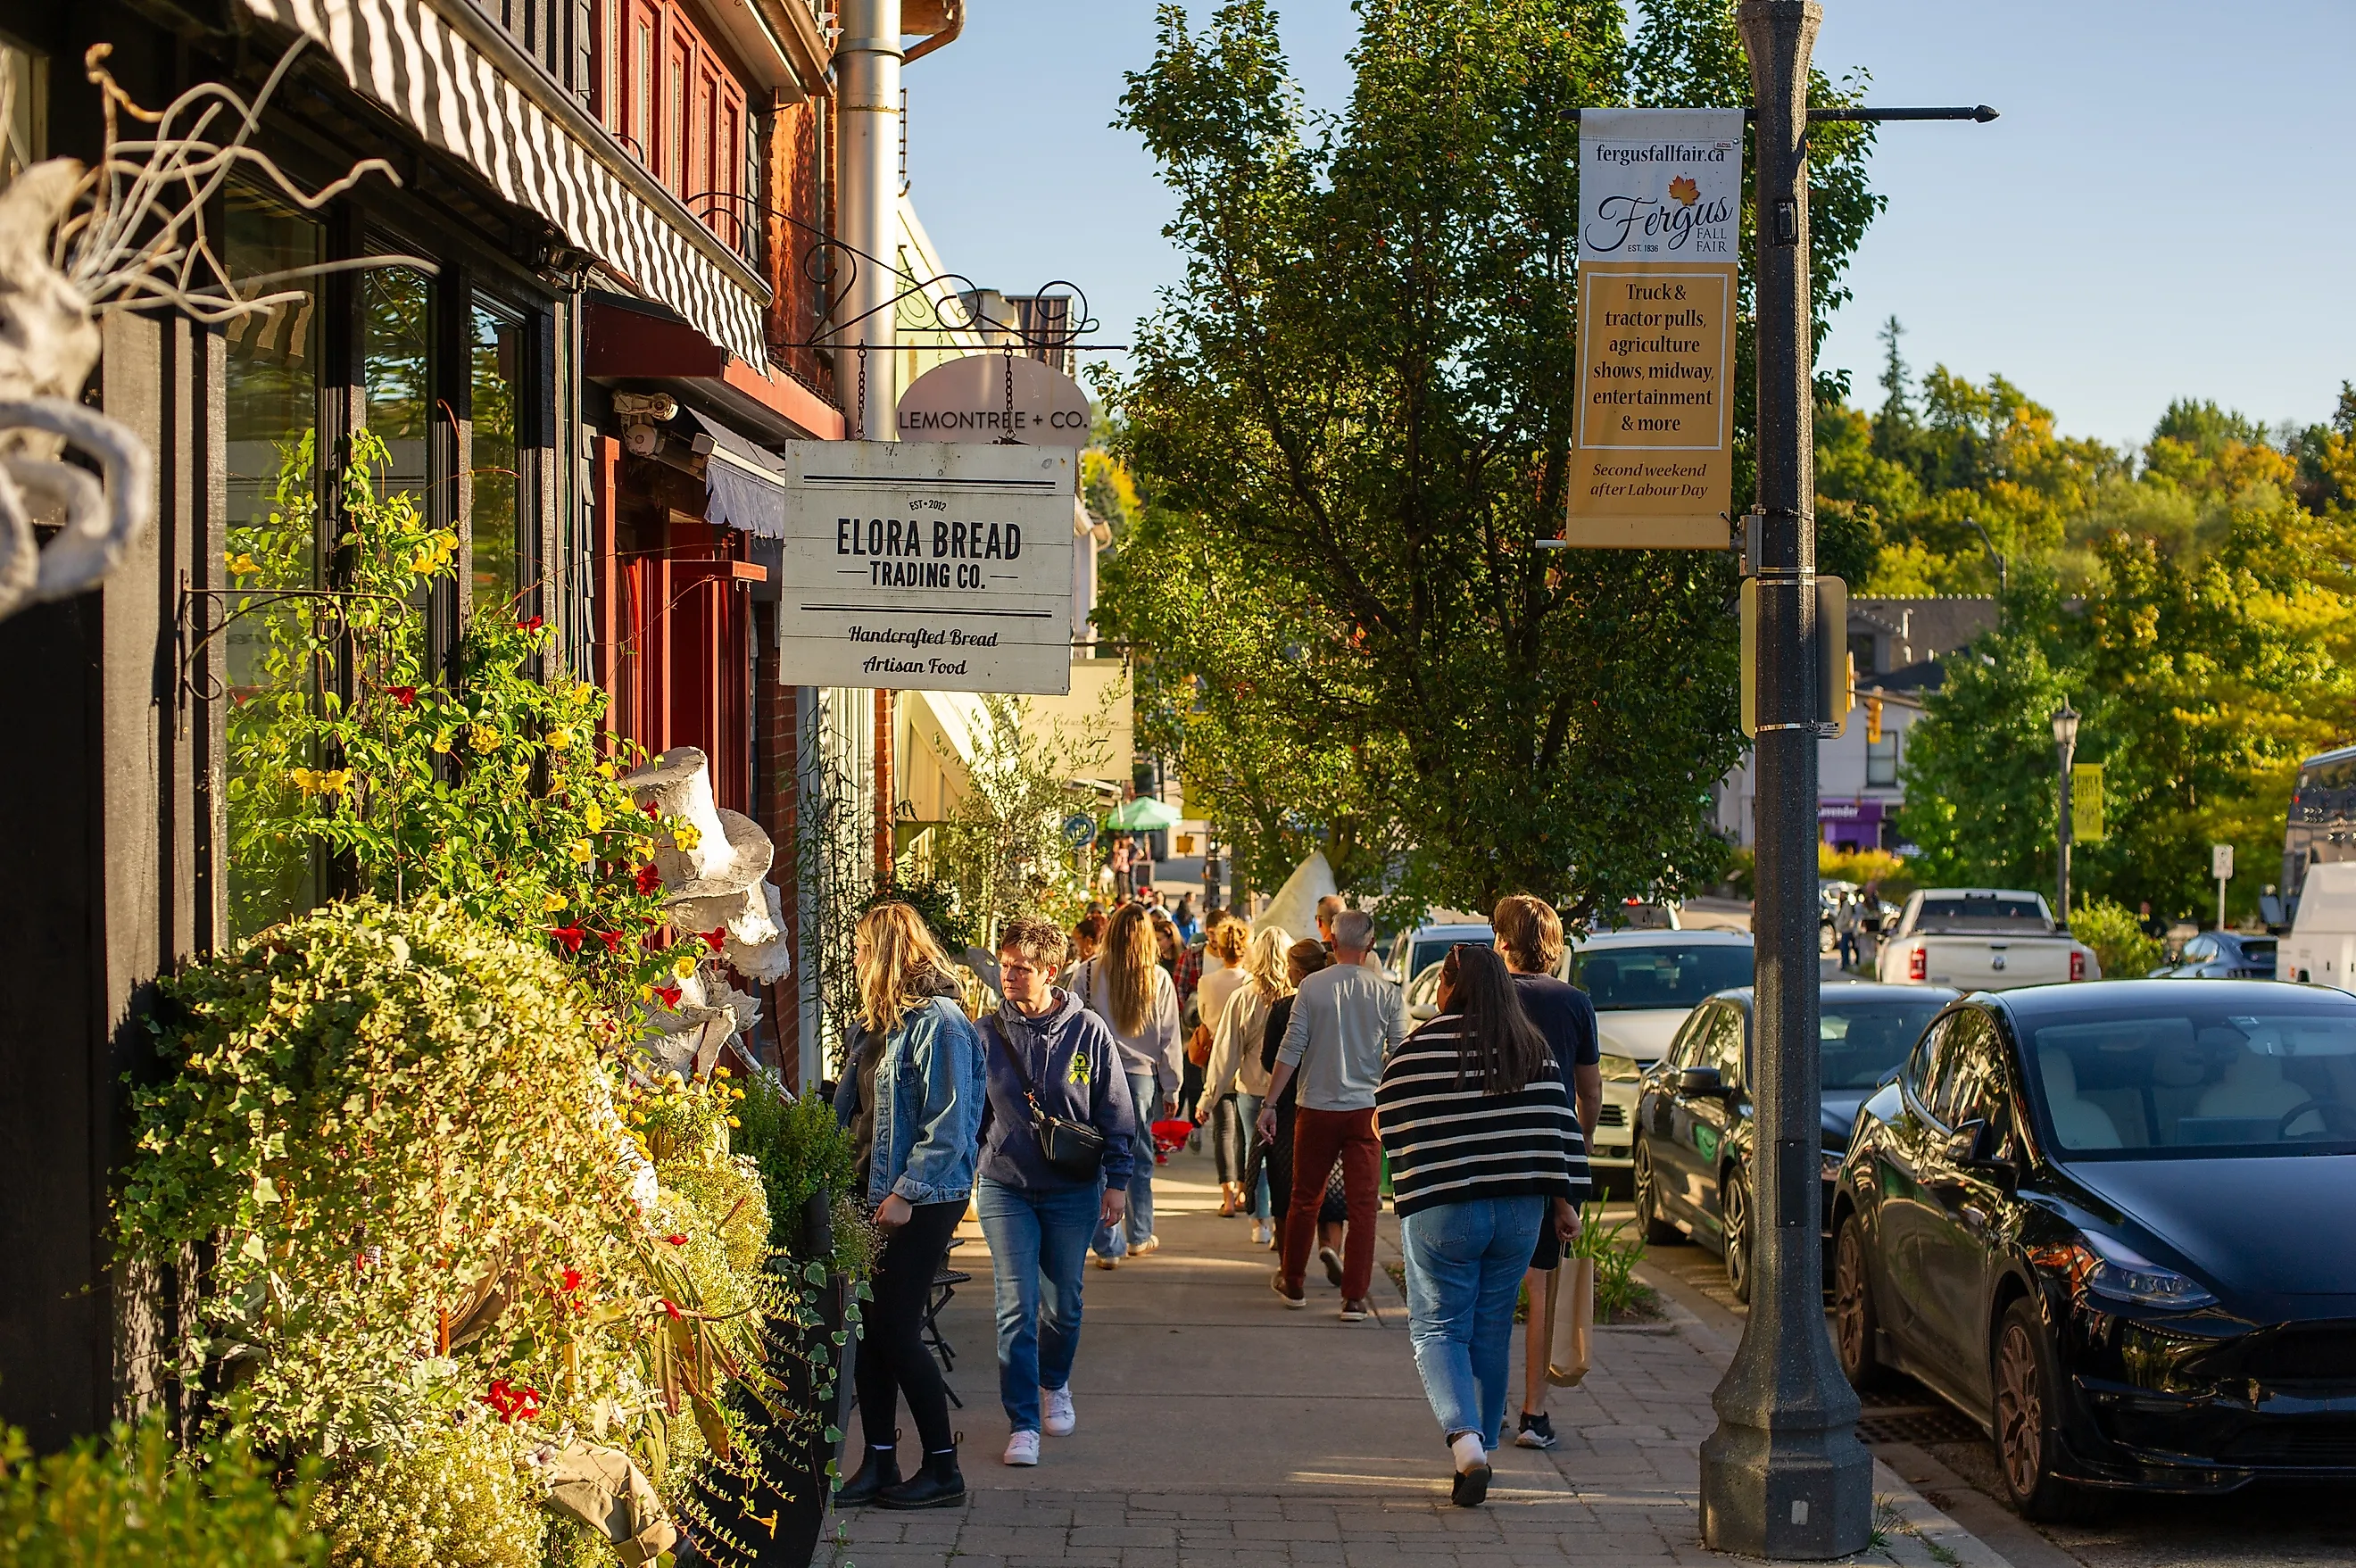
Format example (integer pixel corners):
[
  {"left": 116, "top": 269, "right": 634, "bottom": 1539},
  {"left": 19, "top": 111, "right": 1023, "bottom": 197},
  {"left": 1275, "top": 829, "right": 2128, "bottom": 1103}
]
[
  {"left": 0, "top": 41, "right": 399, "bottom": 622},
  {"left": 623, "top": 746, "right": 792, "bottom": 1075}
]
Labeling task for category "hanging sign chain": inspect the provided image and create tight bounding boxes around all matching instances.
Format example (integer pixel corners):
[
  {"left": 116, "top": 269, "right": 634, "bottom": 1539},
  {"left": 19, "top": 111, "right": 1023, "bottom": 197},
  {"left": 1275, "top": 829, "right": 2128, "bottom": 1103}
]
[{"left": 855, "top": 344, "right": 869, "bottom": 437}]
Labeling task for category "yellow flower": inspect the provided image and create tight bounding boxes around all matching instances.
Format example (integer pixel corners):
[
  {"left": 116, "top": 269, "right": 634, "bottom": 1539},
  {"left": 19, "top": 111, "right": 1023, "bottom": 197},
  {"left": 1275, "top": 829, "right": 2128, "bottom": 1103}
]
[
  {"left": 410, "top": 549, "right": 435, "bottom": 573},
  {"left": 569, "top": 839, "right": 595, "bottom": 866},
  {"left": 543, "top": 892, "right": 568, "bottom": 912},
  {"left": 670, "top": 820, "right": 703, "bottom": 853},
  {"left": 432, "top": 729, "right": 453, "bottom": 754},
  {"left": 595, "top": 760, "right": 617, "bottom": 780},
  {"left": 671, "top": 952, "right": 697, "bottom": 982},
  {"left": 546, "top": 729, "right": 573, "bottom": 752},
  {"left": 469, "top": 725, "right": 499, "bottom": 753},
  {"left": 726, "top": 1116, "right": 741, "bottom": 1129},
  {"left": 510, "top": 761, "right": 532, "bottom": 782},
  {"left": 630, "top": 842, "right": 655, "bottom": 865},
  {"left": 226, "top": 551, "right": 260, "bottom": 576},
  {"left": 713, "top": 1066, "right": 731, "bottom": 1080},
  {"left": 583, "top": 803, "right": 605, "bottom": 833}
]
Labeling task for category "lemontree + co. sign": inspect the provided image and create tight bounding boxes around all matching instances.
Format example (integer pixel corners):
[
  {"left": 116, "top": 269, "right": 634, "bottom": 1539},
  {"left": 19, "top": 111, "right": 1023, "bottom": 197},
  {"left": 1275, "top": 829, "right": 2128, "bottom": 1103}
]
[
  {"left": 895, "top": 352, "right": 1093, "bottom": 446},
  {"left": 772, "top": 441, "right": 1076, "bottom": 694}
]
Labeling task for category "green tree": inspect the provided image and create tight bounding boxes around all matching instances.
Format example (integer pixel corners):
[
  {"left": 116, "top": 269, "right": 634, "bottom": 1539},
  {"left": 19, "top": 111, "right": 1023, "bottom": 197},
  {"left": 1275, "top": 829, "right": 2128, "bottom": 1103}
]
[{"left": 1101, "top": 0, "right": 1881, "bottom": 918}]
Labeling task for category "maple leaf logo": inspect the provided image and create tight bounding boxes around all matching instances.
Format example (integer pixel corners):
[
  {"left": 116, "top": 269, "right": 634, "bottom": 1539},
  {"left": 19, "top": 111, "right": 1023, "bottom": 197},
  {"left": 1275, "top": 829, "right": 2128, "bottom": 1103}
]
[{"left": 1668, "top": 175, "right": 1700, "bottom": 205}]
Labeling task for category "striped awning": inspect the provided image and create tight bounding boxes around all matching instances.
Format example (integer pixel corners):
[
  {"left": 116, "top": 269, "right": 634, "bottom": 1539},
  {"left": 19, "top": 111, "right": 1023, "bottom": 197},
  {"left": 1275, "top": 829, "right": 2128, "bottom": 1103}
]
[{"left": 244, "top": 0, "right": 768, "bottom": 367}]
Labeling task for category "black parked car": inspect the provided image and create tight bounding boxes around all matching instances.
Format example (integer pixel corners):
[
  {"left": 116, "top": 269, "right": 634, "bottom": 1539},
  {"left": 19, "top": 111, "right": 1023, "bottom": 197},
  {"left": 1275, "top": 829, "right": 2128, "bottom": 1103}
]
[
  {"left": 1631, "top": 983, "right": 1956, "bottom": 1302},
  {"left": 1831, "top": 980, "right": 2356, "bottom": 1518},
  {"left": 2149, "top": 931, "right": 2277, "bottom": 980}
]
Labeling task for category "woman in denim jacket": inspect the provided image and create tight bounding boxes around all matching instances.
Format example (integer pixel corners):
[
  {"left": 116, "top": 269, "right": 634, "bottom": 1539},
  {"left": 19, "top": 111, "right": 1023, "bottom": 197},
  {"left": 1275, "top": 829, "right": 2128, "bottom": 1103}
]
[{"left": 835, "top": 902, "right": 986, "bottom": 1511}]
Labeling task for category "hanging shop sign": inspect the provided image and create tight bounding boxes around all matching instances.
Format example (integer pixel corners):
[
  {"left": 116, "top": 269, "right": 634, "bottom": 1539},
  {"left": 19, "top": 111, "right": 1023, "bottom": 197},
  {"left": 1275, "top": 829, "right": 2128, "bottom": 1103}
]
[
  {"left": 895, "top": 352, "right": 1093, "bottom": 446},
  {"left": 1564, "top": 107, "right": 1743, "bottom": 549},
  {"left": 771, "top": 440, "right": 1076, "bottom": 693}
]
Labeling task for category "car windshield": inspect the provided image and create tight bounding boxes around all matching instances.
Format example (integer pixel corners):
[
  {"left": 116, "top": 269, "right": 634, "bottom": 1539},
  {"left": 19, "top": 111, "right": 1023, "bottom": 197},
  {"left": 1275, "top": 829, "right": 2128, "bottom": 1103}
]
[
  {"left": 1821, "top": 1000, "right": 1946, "bottom": 1090},
  {"left": 1569, "top": 943, "right": 1752, "bottom": 1011},
  {"left": 2024, "top": 1001, "right": 2356, "bottom": 1158},
  {"left": 2236, "top": 938, "right": 2278, "bottom": 959},
  {"left": 1914, "top": 895, "right": 2050, "bottom": 933},
  {"left": 1409, "top": 932, "right": 1488, "bottom": 981}
]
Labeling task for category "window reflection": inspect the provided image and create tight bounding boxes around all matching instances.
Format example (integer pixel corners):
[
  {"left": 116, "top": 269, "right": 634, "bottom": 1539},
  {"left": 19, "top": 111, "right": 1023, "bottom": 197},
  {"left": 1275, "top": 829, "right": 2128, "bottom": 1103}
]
[
  {"left": 363, "top": 263, "right": 434, "bottom": 666},
  {"left": 221, "top": 191, "right": 323, "bottom": 939},
  {"left": 470, "top": 303, "right": 523, "bottom": 611}
]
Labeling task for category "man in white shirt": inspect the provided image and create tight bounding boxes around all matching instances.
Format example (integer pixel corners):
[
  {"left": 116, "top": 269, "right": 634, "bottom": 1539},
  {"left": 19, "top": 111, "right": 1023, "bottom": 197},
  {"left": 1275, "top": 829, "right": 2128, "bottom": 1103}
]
[{"left": 1257, "top": 908, "right": 1406, "bottom": 1319}]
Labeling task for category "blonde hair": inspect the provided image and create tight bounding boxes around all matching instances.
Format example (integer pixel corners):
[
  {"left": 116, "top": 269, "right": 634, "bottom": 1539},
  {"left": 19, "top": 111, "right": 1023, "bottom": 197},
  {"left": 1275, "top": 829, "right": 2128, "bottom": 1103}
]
[
  {"left": 1491, "top": 892, "right": 1565, "bottom": 975},
  {"left": 1206, "top": 918, "right": 1250, "bottom": 966},
  {"left": 856, "top": 901, "right": 960, "bottom": 1036},
  {"left": 1099, "top": 901, "right": 1157, "bottom": 1037},
  {"left": 1244, "top": 925, "right": 1295, "bottom": 1001}
]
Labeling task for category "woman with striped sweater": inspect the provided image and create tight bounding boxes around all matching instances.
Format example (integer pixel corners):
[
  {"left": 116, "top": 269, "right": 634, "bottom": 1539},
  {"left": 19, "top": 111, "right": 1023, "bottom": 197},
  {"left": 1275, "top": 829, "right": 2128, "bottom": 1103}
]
[{"left": 1376, "top": 943, "right": 1589, "bottom": 1506}]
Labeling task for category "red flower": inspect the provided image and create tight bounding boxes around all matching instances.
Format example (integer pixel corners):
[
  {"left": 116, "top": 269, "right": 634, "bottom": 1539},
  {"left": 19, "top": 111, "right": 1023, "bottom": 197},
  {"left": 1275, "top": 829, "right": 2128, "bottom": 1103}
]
[
  {"left": 652, "top": 984, "right": 683, "bottom": 1008},
  {"left": 641, "top": 801, "right": 662, "bottom": 819},
  {"left": 663, "top": 1233, "right": 687, "bottom": 1247},
  {"left": 386, "top": 685, "right": 418, "bottom": 707},
  {"left": 699, "top": 925, "right": 726, "bottom": 952},
  {"left": 517, "top": 615, "right": 544, "bottom": 633},
  {"left": 634, "top": 863, "right": 662, "bottom": 895},
  {"left": 561, "top": 1267, "right": 584, "bottom": 1292},
  {"left": 661, "top": 1299, "right": 684, "bottom": 1320},
  {"left": 482, "top": 1378, "right": 544, "bottom": 1423},
  {"left": 592, "top": 928, "right": 625, "bottom": 955},
  {"left": 545, "top": 925, "right": 586, "bottom": 954}
]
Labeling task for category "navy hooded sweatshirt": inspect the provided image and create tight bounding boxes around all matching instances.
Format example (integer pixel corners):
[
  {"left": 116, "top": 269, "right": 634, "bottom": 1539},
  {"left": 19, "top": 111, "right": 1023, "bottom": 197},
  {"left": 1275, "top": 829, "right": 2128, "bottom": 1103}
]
[{"left": 978, "top": 988, "right": 1140, "bottom": 1191}]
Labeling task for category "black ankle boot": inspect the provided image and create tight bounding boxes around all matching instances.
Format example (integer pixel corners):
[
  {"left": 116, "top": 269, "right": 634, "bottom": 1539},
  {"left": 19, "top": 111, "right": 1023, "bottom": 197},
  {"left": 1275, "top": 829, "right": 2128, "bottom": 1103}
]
[
  {"left": 875, "top": 1447, "right": 965, "bottom": 1510},
  {"left": 834, "top": 1443, "right": 900, "bottom": 1506}
]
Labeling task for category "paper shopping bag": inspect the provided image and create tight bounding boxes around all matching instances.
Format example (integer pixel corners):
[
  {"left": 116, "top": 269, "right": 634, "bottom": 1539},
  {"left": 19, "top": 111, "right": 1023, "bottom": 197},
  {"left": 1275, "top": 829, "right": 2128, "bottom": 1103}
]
[{"left": 1545, "top": 1255, "right": 1596, "bottom": 1387}]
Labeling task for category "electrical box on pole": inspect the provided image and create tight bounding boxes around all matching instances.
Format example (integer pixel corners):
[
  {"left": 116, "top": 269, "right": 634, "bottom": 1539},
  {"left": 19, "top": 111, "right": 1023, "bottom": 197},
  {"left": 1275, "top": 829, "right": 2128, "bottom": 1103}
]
[{"left": 1740, "top": 574, "right": 1848, "bottom": 736}]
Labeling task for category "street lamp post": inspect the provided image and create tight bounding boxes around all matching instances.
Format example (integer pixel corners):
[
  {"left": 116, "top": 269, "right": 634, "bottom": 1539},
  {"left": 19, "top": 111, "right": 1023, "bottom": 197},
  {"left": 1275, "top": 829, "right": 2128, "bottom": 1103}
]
[
  {"left": 2053, "top": 704, "right": 2080, "bottom": 925},
  {"left": 1697, "top": 4, "right": 1872, "bottom": 1558}
]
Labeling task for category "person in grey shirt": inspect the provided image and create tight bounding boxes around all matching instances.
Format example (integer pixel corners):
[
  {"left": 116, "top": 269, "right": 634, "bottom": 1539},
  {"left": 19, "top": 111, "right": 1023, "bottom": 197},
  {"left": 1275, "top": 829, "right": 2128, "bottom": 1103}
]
[{"left": 1256, "top": 908, "right": 1406, "bottom": 1317}]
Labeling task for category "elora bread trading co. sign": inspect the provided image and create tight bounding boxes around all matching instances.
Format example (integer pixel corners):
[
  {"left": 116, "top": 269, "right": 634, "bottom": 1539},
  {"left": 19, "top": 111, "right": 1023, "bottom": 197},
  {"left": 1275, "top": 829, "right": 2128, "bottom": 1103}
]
[{"left": 771, "top": 441, "right": 1075, "bottom": 694}]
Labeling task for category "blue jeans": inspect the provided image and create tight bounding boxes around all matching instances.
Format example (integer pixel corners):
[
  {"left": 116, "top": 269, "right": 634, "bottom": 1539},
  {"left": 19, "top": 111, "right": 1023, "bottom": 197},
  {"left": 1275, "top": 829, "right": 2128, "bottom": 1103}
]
[
  {"left": 1092, "top": 1070, "right": 1157, "bottom": 1257},
  {"left": 1234, "top": 1092, "right": 1270, "bottom": 1219},
  {"left": 975, "top": 1175, "right": 1099, "bottom": 1432},
  {"left": 1400, "top": 1196, "right": 1547, "bottom": 1449}
]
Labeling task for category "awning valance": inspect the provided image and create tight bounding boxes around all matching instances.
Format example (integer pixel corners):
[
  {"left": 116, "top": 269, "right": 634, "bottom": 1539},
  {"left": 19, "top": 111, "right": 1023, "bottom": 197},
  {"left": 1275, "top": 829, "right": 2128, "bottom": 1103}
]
[
  {"left": 244, "top": 0, "right": 768, "bottom": 365},
  {"left": 673, "top": 410, "right": 790, "bottom": 539}
]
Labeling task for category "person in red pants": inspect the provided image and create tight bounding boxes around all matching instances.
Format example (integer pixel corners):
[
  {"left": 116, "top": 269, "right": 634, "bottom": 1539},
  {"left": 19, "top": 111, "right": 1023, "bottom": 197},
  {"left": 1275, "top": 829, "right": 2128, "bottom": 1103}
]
[{"left": 1257, "top": 908, "right": 1408, "bottom": 1320}]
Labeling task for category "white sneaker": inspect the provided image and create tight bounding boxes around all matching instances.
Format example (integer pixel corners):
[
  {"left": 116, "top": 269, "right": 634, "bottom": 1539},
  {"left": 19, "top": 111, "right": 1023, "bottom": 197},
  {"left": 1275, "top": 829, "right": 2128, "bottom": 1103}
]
[
  {"left": 1003, "top": 1430, "right": 1041, "bottom": 1466},
  {"left": 1041, "top": 1386, "right": 1076, "bottom": 1437},
  {"left": 1251, "top": 1220, "right": 1273, "bottom": 1246},
  {"left": 1132, "top": 1234, "right": 1161, "bottom": 1257}
]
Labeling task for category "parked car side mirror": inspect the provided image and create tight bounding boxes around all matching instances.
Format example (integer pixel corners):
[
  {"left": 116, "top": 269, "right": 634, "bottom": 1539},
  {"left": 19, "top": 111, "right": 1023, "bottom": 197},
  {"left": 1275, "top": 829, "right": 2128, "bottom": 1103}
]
[
  {"left": 1946, "top": 1118, "right": 2016, "bottom": 1184},
  {"left": 1678, "top": 1065, "right": 1730, "bottom": 1099}
]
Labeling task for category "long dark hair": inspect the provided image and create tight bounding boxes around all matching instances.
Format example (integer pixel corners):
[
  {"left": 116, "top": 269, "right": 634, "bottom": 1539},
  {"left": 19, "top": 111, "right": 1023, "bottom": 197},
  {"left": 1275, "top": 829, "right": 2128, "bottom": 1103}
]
[{"left": 1436, "top": 943, "right": 1550, "bottom": 1095}]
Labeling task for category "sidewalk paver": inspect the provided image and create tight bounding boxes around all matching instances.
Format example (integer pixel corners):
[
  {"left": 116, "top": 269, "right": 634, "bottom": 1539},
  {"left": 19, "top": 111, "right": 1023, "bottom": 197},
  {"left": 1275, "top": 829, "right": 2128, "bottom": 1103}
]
[{"left": 822, "top": 1146, "right": 2018, "bottom": 1567}]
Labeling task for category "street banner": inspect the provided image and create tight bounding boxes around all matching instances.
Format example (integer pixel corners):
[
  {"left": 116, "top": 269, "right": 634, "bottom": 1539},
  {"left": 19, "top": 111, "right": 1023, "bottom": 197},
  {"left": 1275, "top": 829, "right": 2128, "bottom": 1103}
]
[
  {"left": 771, "top": 441, "right": 1076, "bottom": 694},
  {"left": 1565, "top": 108, "right": 1743, "bottom": 548},
  {"left": 2072, "top": 763, "right": 2106, "bottom": 842}
]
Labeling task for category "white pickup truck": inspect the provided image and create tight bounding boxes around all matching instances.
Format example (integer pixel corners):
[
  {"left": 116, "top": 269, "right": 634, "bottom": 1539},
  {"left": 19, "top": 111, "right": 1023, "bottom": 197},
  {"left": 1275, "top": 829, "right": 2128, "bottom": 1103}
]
[{"left": 1876, "top": 888, "right": 2102, "bottom": 990}]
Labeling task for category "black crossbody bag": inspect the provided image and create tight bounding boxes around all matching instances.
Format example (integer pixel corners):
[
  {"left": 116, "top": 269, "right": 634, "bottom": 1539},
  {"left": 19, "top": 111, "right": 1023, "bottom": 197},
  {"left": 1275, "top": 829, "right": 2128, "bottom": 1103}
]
[{"left": 990, "top": 1019, "right": 1107, "bottom": 1182}]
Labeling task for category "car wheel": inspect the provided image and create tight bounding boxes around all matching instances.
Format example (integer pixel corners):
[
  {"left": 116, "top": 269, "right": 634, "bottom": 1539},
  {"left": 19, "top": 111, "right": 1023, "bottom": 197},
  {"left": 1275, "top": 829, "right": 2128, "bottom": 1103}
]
[
  {"left": 1633, "top": 1136, "right": 1680, "bottom": 1244},
  {"left": 1721, "top": 1167, "right": 1753, "bottom": 1305},
  {"left": 1992, "top": 1298, "right": 2082, "bottom": 1521},
  {"left": 1832, "top": 1215, "right": 1886, "bottom": 1390}
]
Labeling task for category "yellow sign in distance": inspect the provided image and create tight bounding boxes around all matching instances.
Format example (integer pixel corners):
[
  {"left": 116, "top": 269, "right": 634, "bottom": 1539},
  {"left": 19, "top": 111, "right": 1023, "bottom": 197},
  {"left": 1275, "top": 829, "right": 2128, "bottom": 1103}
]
[{"left": 2071, "top": 763, "right": 2105, "bottom": 842}]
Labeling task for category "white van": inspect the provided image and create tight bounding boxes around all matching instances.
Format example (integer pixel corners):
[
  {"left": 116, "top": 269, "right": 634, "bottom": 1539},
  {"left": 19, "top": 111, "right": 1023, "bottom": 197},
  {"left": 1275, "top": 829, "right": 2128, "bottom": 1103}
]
[{"left": 2282, "top": 860, "right": 2356, "bottom": 987}]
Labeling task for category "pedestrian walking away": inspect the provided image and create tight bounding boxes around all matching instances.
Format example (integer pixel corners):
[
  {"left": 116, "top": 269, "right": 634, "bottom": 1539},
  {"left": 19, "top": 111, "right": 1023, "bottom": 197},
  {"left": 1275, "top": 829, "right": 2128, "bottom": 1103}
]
[
  {"left": 1199, "top": 924, "right": 1291, "bottom": 1240},
  {"left": 1189, "top": 917, "right": 1252, "bottom": 1214},
  {"left": 1257, "top": 939, "right": 1331, "bottom": 1264},
  {"left": 1259, "top": 908, "right": 1406, "bottom": 1319},
  {"left": 1378, "top": 943, "right": 1589, "bottom": 1506},
  {"left": 1069, "top": 901, "right": 1182, "bottom": 1265},
  {"left": 974, "top": 915, "right": 1140, "bottom": 1469},
  {"left": 834, "top": 902, "right": 987, "bottom": 1512},
  {"left": 1490, "top": 894, "right": 1602, "bottom": 1451}
]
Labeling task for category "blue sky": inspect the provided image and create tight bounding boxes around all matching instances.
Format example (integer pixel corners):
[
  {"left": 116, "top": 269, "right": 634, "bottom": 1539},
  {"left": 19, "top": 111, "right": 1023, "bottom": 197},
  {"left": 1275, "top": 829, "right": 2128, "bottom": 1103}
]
[{"left": 903, "top": 1, "right": 2356, "bottom": 450}]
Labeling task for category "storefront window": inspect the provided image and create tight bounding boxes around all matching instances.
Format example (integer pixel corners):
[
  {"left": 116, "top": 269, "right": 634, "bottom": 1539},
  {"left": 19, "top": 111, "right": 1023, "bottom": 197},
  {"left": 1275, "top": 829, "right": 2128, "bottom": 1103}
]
[
  {"left": 222, "top": 192, "right": 324, "bottom": 938},
  {"left": 470, "top": 301, "right": 524, "bottom": 611},
  {"left": 364, "top": 262, "right": 436, "bottom": 667}
]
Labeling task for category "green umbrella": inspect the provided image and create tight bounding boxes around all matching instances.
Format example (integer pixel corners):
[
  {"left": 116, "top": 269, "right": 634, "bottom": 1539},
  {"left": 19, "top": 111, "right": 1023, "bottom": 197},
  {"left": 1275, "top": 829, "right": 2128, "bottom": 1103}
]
[{"left": 1104, "top": 796, "right": 1181, "bottom": 831}]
